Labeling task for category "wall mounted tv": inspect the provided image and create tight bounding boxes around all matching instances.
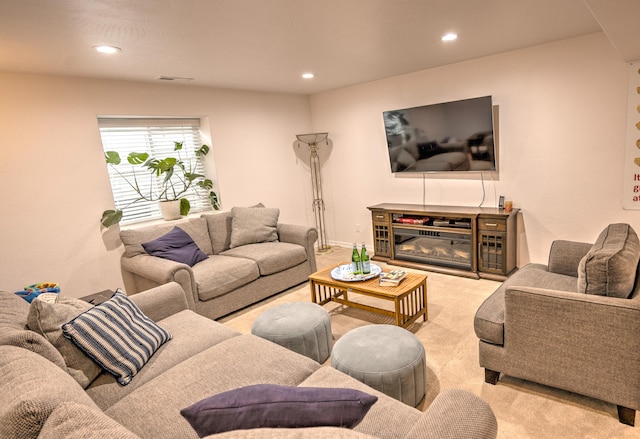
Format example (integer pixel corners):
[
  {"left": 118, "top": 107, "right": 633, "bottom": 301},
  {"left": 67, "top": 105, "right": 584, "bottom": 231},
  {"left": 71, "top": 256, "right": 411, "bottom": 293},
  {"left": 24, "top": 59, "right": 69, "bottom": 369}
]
[{"left": 383, "top": 95, "right": 496, "bottom": 173}]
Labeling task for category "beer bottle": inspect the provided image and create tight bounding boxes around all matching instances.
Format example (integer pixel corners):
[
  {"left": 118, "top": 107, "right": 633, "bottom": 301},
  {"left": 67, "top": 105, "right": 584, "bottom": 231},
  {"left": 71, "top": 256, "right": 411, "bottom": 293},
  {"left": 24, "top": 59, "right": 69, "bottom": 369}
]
[
  {"left": 351, "top": 243, "right": 361, "bottom": 275},
  {"left": 361, "top": 243, "right": 371, "bottom": 274}
]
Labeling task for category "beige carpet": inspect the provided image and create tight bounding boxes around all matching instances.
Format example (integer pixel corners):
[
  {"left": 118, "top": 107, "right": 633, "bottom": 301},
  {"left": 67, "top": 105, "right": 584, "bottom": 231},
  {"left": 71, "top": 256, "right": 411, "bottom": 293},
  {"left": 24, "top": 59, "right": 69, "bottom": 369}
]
[{"left": 221, "top": 247, "right": 636, "bottom": 439}]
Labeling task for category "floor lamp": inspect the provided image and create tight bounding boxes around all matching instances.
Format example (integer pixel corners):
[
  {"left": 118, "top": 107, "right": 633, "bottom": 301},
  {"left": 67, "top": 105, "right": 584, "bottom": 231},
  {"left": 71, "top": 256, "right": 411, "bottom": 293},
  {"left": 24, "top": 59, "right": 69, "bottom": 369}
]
[{"left": 296, "top": 132, "right": 331, "bottom": 253}]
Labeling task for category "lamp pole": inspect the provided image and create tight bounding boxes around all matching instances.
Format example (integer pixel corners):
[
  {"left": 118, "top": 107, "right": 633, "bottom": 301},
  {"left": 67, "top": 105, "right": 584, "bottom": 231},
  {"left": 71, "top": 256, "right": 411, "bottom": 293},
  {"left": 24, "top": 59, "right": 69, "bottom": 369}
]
[{"left": 296, "top": 133, "right": 331, "bottom": 253}]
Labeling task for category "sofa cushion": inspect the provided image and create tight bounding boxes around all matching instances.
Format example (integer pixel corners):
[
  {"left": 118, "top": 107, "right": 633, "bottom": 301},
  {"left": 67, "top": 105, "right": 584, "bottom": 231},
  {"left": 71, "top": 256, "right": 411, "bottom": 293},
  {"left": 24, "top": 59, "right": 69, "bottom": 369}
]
[
  {"left": 0, "top": 328, "right": 68, "bottom": 371},
  {"left": 474, "top": 263, "right": 578, "bottom": 346},
  {"left": 120, "top": 217, "right": 213, "bottom": 257},
  {"left": 229, "top": 206, "right": 279, "bottom": 248},
  {"left": 27, "top": 297, "right": 102, "bottom": 388},
  {"left": 577, "top": 223, "right": 640, "bottom": 298},
  {"left": 0, "top": 291, "right": 68, "bottom": 369},
  {"left": 221, "top": 242, "right": 307, "bottom": 276},
  {"left": 0, "top": 289, "right": 31, "bottom": 329},
  {"left": 299, "top": 366, "right": 422, "bottom": 439},
  {"left": 202, "top": 210, "right": 234, "bottom": 254},
  {"left": 192, "top": 255, "right": 260, "bottom": 301},
  {"left": 38, "top": 402, "right": 140, "bottom": 439},
  {"left": 142, "top": 226, "right": 208, "bottom": 267},
  {"left": 0, "top": 345, "right": 101, "bottom": 439},
  {"left": 86, "top": 309, "right": 240, "bottom": 410},
  {"left": 62, "top": 291, "right": 172, "bottom": 386},
  {"left": 105, "top": 335, "right": 321, "bottom": 438},
  {"left": 180, "top": 384, "right": 377, "bottom": 436}
]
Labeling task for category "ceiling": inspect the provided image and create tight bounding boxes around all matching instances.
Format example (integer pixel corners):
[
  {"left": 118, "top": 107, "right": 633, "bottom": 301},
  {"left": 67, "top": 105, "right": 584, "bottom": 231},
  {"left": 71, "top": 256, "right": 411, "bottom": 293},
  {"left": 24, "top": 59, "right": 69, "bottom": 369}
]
[{"left": 0, "top": 0, "right": 638, "bottom": 95}]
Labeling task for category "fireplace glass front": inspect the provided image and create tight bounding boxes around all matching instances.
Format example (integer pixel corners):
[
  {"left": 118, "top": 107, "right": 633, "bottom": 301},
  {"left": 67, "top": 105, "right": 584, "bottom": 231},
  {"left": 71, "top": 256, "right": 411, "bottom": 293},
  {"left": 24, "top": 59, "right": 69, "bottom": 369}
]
[{"left": 394, "top": 228, "right": 472, "bottom": 270}]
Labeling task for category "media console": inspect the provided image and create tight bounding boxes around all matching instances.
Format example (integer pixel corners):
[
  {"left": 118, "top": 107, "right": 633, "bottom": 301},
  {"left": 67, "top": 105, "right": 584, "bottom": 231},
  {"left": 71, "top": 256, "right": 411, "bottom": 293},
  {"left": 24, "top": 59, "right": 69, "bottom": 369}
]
[{"left": 367, "top": 203, "right": 520, "bottom": 280}]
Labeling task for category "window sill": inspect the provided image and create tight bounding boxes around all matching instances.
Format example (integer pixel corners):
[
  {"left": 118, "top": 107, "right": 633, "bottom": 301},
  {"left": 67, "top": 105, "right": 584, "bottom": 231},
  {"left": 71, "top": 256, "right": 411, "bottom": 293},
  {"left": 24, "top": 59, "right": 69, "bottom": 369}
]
[{"left": 120, "top": 209, "right": 219, "bottom": 231}]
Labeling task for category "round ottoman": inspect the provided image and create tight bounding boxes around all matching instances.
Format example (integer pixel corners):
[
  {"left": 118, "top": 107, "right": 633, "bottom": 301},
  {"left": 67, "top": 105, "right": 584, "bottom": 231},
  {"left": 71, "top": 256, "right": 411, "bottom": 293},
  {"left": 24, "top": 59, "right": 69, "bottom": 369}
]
[
  {"left": 331, "top": 324, "right": 426, "bottom": 407},
  {"left": 251, "top": 302, "right": 332, "bottom": 363}
]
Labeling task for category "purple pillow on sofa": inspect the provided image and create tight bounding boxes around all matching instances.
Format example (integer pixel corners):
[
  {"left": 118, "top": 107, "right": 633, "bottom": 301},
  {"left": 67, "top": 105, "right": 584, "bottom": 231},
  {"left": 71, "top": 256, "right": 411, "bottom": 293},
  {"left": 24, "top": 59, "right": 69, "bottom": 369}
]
[
  {"left": 142, "top": 227, "right": 208, "bottom": 267},
  {"left": 180, "top": 384, "right": 378, "bottom": 437}
]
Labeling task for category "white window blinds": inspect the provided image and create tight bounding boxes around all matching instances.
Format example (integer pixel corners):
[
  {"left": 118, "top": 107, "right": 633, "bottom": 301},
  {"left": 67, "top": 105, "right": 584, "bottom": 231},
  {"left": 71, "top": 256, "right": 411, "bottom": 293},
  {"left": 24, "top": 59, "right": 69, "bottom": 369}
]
[{"left": 98, "top": 117, "right": 211, "bottom": 224}]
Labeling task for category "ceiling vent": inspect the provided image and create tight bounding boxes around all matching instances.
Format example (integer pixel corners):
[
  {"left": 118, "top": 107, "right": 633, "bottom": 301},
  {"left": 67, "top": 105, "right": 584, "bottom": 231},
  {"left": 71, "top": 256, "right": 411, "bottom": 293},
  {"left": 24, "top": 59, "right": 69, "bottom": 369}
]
[{"left": 158, "top": 76, "right": 194, "bottom": 82}]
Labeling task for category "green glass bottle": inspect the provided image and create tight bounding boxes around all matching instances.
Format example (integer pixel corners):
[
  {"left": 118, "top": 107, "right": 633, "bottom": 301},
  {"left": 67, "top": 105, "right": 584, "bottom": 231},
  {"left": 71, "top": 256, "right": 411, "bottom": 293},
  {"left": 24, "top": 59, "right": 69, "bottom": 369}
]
[
  {"left": 351, "top": 243, "right": 362, "bottom": 275},
  {"left": 361, "top": 243, "right": 371, "bottom": 274}
]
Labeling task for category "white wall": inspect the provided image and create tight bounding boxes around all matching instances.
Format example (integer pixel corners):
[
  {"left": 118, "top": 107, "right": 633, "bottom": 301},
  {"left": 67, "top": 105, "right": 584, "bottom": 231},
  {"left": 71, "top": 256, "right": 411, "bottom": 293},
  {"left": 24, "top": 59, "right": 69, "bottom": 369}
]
[
  {"left": 1, "top": 32, "right": 635, "bottom": 296},
  {"left": 0, "top": 73, "right": 312, "bottom": 296},
  {"left": 310, "top": 33, "right": 635, "bottom": 266}
]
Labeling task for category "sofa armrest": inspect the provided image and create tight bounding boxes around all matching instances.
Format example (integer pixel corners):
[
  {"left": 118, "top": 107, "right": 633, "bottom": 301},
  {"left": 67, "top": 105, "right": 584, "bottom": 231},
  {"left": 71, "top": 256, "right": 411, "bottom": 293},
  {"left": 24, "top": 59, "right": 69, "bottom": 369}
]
[
  {"left": 403, "top": 389, "right": 497, "bottom": 439},
  {"left": 277, "top": 223, "right": 318, "bottom": 271},
  {"left": 127, "top": 282, "right": 189, "bottom": 322},
  {"left": 504, "top": 286, "right": 640, "bottom": 409},
  {"left": 547, "top": 240, "right": 592, "bottom": 277},
  {"left": 277, "top": 223, "right": 318, "bottom": 248},
  {"left": 121, "top": 255, "right": 197, "bottom": 311}
]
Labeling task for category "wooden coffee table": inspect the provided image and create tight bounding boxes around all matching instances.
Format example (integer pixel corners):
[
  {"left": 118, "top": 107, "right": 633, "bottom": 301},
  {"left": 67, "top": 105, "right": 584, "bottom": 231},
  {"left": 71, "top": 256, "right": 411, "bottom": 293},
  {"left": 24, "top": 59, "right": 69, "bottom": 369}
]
[{"left": 309, "top": 263, "right": 428, "bottom": 328}]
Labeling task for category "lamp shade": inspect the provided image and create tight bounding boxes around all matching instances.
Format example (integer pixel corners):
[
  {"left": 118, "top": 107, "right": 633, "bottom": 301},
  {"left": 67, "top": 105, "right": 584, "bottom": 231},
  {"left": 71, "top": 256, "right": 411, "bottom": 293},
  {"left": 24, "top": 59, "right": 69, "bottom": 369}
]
[{"left": 296, "top": 132, "right": 328, "bottom": 145}]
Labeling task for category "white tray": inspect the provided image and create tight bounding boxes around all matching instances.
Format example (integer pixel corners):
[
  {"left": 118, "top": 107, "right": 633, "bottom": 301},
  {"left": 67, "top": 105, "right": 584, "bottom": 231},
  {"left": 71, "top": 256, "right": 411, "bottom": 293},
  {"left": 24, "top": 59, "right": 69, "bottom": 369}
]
[{"left": 330, "top": 263, "right": 382, "bottom": 282}]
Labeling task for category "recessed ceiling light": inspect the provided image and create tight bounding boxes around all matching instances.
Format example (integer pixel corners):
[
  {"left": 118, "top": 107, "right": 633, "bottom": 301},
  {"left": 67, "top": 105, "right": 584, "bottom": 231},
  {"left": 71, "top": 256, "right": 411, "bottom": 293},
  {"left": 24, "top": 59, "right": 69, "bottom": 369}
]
[
  {"left": 94, "top": 45, "right": 122, "bottom": 54},
  {"left": 441, "top": 33, "right": 458, "bottom": 42},
  {"left": 302, "top": 73, "right": 315, "bottom": 79}
]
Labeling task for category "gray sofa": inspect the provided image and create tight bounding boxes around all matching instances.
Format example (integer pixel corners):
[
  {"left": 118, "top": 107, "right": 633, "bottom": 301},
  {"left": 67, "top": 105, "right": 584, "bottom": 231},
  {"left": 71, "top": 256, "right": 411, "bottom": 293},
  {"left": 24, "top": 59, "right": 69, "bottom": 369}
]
[
  {"left": 474, "top": 223, "right": 640, "bottom": 426},
  {"left": 119, "top": 207, "right": 318, "bottom": 320},
  {"left": 0, "top": 282, "right": 498, "bottom": 439}
]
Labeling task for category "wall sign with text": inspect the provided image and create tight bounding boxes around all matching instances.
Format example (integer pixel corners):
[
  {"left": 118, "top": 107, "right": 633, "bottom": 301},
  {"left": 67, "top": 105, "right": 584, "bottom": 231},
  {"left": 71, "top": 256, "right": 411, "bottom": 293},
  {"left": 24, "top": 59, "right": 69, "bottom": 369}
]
[{"left": 623, "top": 62, "right": 640, "bottom": 210}]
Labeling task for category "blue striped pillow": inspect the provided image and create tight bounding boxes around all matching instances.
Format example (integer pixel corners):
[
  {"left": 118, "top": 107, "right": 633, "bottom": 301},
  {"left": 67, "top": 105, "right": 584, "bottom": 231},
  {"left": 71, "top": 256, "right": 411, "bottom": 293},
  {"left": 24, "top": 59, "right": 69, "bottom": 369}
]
[{"left": 62, "top": 290, "right": 172, "bottom": 385}]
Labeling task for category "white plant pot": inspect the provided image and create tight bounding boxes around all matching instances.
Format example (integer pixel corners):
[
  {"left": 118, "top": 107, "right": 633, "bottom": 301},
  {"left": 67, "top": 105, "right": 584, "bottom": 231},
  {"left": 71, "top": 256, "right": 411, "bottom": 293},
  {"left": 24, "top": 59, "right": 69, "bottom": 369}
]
[{"left": 159, "top": 200, "right": 181, "bottom": 221}]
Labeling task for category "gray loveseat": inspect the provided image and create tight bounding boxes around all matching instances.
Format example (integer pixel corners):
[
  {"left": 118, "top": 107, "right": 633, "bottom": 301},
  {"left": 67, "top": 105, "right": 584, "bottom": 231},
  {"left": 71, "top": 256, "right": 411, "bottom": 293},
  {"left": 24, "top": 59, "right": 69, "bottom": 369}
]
[
  {"left": 1, "top": 282, "right": 498, "bottom": 439},
  {"left": 119, "top": 207, "right": 318, "bottom": 320},
  {"left": 474, "top": 223, "right": 640, "bottom": 426}
]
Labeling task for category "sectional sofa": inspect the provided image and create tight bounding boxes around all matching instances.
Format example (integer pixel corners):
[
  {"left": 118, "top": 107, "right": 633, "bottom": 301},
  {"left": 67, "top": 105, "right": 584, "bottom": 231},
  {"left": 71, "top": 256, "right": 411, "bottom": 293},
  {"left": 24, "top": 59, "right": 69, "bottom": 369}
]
[{"left": 0, "top": 282, "right": 498, "bottom": 438}]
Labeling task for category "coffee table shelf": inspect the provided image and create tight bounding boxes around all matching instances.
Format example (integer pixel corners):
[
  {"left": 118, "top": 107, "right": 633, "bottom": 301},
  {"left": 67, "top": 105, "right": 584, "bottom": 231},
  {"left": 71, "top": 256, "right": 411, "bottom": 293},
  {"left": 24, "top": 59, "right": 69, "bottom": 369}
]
[{"left": 309, "top": 263, "right": 428, "bottom": 328}]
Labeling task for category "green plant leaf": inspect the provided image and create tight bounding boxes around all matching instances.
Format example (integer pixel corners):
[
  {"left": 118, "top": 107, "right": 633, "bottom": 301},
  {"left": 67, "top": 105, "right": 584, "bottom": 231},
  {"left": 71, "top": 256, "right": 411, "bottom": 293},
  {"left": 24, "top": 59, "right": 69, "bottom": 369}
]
[
  {"left": 144, "top": 158, "right": 161, "bottom": 175},
  {"left": 196, "top": 178, "right": 213, "bottom": 189},
  {"left": 209, "top": 191, "right": 220, "bottom": 210},
  {"left": 158, "top": 157, "right": 177, "bottom": 171},
  {"left": 101, "top": 209, "right": 123, "bottom": 228},
  {"left": 101, "top": 142, "right": 216, "bottom": 227},
  {"left": 105, "top": 151, "right": 121, "bottom": 165},
  {"left": 179, "top": 198, "right": 191, "bottom": 215},
  {"left": 196, "top": 144, "right": 209, "bottom": 156},
  {"left": 127, "top": 152, "right": 149, "bottom": 165},
  {"left": 185, "top": 172, "right": 206, "bottom": 182}
]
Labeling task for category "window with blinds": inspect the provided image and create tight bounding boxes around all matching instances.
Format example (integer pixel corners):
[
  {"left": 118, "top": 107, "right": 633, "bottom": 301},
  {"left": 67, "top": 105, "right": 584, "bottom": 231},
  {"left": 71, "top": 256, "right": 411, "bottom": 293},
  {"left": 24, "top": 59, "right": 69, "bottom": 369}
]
[{"left": 98, "top": 117, "right": 212, "bottom": 225}]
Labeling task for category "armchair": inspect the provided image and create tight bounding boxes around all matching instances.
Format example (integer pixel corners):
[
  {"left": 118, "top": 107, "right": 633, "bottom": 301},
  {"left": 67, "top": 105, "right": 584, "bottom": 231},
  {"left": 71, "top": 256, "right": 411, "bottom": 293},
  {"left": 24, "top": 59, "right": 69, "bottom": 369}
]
[{"left": 474, "top": 224, "right": 640, "bottom": 426}]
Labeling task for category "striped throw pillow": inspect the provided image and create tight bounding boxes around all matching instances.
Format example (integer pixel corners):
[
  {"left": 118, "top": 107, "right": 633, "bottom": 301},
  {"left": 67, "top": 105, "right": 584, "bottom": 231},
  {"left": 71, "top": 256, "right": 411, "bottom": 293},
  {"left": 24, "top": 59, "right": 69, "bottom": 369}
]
[{"left": 62, "top": 290, "right": 172, "bottom": 385}]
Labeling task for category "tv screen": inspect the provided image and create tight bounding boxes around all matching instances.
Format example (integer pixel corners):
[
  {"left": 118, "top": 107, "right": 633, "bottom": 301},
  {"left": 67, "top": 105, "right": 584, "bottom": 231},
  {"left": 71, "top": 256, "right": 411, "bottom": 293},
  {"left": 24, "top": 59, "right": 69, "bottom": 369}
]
[{"left": 383, "top": 96, "right": 495, "bottom": 173}]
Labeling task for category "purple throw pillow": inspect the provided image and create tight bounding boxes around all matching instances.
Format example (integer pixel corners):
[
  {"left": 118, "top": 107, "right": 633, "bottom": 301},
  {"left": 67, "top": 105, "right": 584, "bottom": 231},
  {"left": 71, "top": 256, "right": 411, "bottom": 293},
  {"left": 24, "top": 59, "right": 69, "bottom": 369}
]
[
  {"left": 180, "top": 384, "right": 378, "bottom": 437},
  {"left": 142, "top": 227, "right": 208, "bottom": 267}
]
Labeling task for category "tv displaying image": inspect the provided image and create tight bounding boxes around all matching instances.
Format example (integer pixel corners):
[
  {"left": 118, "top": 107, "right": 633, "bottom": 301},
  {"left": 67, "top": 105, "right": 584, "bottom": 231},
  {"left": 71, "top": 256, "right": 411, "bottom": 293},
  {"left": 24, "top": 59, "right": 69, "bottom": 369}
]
[{"left": 383, "top": 96, "right": 495, "bottom": 173}]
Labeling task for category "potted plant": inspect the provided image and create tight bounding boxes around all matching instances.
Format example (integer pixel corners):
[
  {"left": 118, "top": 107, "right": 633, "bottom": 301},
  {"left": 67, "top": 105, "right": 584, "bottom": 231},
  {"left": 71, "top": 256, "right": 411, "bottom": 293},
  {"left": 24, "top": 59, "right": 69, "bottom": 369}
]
[{"left": 101, "top": 142, "right": 220, "bottom": 228}]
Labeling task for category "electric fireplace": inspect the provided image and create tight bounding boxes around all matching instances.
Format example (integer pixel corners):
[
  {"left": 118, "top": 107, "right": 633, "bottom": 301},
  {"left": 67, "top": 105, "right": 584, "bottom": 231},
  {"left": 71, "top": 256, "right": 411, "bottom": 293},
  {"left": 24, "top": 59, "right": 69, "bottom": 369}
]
[{"left": 393, "top": 227, "right": 473, "bottom": 270}]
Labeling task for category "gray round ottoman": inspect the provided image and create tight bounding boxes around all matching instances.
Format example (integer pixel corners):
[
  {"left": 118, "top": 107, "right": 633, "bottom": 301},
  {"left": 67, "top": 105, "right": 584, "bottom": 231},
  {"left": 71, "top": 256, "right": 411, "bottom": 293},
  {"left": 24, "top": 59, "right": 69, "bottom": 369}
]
[
  {"left": 251, "top": 302, "right": 332, "bottom": 363},
  {"left": 331, "top": 324, "right": 426, "bottom": 407}
]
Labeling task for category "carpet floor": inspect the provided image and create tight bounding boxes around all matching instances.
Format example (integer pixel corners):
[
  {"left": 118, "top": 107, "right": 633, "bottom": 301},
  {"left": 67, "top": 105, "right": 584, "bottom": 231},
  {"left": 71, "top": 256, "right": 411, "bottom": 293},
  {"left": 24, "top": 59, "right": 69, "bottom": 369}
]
[{"left": 220, "top": 246, "right": 636, "bottom": 439}]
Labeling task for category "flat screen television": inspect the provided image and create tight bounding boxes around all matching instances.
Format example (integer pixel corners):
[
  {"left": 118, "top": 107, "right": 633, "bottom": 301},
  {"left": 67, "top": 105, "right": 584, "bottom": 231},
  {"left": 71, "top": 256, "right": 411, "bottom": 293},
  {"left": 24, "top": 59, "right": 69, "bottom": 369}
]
[{"left": 383, "top": 95, "right": 496, "bottom": 173}]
